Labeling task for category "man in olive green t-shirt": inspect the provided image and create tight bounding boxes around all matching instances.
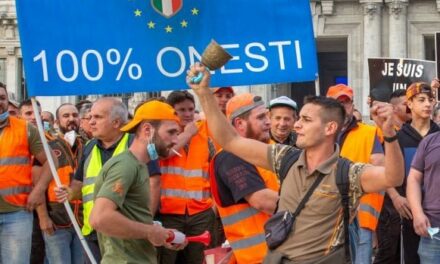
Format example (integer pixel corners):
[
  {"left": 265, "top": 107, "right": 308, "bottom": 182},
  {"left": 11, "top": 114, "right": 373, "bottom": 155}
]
[{"left": 90, "top": 101, "right": 186, "bottom": 263}]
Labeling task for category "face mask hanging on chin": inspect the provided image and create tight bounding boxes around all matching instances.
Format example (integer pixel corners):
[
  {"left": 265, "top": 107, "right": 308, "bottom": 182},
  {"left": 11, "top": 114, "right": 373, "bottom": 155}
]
[{"left": 0, "top": 111, "right": 9, "bottom": 122}]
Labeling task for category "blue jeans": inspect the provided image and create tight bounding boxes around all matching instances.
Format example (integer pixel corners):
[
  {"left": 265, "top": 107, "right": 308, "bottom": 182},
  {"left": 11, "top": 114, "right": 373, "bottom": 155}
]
[
  {"left": 43, "top": 226, "right": 84, "bottom": 264},
  {"left": 349, "top": 217, "right": 373, "bottom": 264},
  {"left": 418, "top": 236, "right": 440, "bottom": 264},
  {"left": 0, "top": 210, "right": 33, "bottom": 264}
]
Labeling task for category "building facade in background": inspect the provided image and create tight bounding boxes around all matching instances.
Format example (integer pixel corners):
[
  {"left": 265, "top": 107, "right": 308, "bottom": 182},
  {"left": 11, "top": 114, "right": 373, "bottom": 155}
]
[{"left": 0, "top": 0, "right": 439, "bottom": 115}]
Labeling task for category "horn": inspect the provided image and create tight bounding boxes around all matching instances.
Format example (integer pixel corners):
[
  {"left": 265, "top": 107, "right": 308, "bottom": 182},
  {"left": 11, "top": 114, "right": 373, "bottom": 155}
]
[{"left": 186, "top": 231, "right": 211, "bottom": 246}]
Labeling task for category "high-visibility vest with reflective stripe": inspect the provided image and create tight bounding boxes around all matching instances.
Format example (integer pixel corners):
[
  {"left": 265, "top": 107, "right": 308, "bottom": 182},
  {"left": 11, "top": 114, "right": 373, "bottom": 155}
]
[
  {"left": 340, "top": 122, "right": 384, "bottom": 231},
  {"left": 0, "top": 117, "right": 32, "bottom": 206},
  {"left": 45, "top": 133, "right": 76, "bottom": 203},
  {"left": 210, "top": 152, "right": 279, "bottom": 264},
  {"left": 160, "top": 124, "right": 212, "bottom": 215},
  {"left": 81, "top": 133, "right": 129, "bottom": 235}
]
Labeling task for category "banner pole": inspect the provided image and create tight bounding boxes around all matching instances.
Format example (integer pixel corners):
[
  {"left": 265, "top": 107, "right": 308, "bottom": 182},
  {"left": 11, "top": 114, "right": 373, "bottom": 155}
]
[{"left": 31, "top": 97, "right": 97, "bottom": 264}]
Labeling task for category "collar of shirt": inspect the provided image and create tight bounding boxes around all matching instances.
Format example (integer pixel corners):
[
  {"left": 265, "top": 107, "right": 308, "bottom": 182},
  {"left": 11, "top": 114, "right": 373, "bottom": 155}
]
[
  {"left": 96, "top": 134, "right": 124, "bottom": 151},
  {"left": 294, "top": 144, "right": 340, "bottom": 177}
]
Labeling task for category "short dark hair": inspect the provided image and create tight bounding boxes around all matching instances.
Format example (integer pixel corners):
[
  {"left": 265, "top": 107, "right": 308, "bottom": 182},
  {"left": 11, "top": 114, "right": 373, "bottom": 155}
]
[
  {"left": 56, "top": 103, "right": 76, "bottom": 119},
  {"left": 42, "top": 111, "right": 55, "bottom": 122},
  {"left": 304, "top": 96, "right": 346, "bottom": 133},
  {"left": 389, "top": 89, "right": 406, "bottom": 102},
  {"left": 166, "top": 91, "right": 195, "bottom": 107},
  {"left": 19, "top": 99, "right": 40, "bottom": 111}
]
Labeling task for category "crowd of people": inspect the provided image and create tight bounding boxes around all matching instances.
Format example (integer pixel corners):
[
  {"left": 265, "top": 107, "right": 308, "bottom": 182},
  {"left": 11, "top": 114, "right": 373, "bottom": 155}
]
[{"left": 0, "top": 69, "right": 439, "bottom": 264}]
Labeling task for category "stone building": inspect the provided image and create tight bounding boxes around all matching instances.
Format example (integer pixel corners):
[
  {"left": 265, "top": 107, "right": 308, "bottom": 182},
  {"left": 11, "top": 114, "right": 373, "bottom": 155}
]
[{"left": 0, "top": 0, "right": 439, "bottom": 115}]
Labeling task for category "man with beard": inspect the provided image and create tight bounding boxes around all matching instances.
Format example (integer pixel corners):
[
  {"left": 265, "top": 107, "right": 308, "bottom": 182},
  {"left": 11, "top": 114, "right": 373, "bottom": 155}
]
[
  {"left": 210, "top": 93, "right": 279, "bottom": 263},
  {"left": 55, "top": 103, "right": 85, "bottom": 162},
  {"left": 158, "top": 91, "right": 216, "bottom": 264},
  {"left": 90, "top": 101, "right": 185, "bottom": 263},
  {"left": 18, "top": 99, "right": 80, "bottom": 264}
]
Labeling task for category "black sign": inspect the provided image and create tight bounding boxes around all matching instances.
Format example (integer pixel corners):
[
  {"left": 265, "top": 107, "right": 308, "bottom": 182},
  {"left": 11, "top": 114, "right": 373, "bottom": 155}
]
[{"left": 368, "top": 58, "right": 436, "bottom": 102}]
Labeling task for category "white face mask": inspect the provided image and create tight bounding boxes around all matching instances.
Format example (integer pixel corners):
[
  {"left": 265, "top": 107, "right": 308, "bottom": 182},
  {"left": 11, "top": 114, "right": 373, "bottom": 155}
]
[
  {"left": 146, "top": 128, "right": 159, "bottom": 160},
  {"left": 428, "top": 227, "right": 440, "bottom": 240},
  {"left": 64, "top": 130, "right": 77, "bottom": 147}
]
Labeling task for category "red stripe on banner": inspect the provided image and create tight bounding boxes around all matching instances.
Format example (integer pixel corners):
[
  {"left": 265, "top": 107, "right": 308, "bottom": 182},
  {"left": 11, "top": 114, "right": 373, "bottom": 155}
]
[{"left": 172, "top": 0, "right": 181, "bottom": 12}]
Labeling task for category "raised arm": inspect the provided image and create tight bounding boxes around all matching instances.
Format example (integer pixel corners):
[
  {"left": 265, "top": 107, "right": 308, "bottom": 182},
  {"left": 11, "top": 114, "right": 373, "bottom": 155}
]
[
  {"left": 187, "top": 63, "right": 271, "bottom": 170},
  {"left": 360, "top": 102, "right": 404, "bottom": 193}
]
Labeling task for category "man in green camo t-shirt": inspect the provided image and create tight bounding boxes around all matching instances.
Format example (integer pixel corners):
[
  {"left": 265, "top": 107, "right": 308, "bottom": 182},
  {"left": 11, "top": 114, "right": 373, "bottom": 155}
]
[{"left": 90, "top": 101, "right": 186, "bottom": 263}]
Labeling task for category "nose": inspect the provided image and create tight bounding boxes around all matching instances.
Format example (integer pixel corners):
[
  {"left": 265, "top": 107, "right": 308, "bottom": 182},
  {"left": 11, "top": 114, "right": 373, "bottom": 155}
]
[
  {"left": 89, "top": 117, "right": 95, "bottom": 125},
  {"left": 171, "top": 135, "right": 179, "bottom": 146},
  {"left": 293, "top": 120, "right": 301, "bottom": 130}
]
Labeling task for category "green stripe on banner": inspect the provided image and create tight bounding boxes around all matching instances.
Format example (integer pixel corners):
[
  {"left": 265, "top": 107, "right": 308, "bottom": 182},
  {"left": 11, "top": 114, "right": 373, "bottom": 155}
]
[{"left": 153, "top": 0, "right": 163, "bottom": 12}]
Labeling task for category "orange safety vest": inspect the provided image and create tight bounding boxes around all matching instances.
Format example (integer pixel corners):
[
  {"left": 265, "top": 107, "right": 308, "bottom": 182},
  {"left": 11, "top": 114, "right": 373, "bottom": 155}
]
[
  {"left": 0, "top": 117, "right": 33, "bottom": 206},
  {"left": 210, "top": 152, "right": 279, "bottom": 264},
  {"left": 160, "top": 123, "right": 212, "bottom": 215},
  {"left": 340, "top": 122, "right": 384, "bottom": 231},
  {"left": 44, "top": 133, "right": 76, "bottom": 203}
]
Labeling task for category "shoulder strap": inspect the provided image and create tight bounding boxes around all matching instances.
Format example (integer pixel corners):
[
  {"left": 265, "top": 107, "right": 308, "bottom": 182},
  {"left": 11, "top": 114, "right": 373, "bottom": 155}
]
[
  {"left": 336, "top": 157, "right": 351, "bottom": 262},
  {"left": 274, "top": 149, "right": 302, "bottom": 213},
  {"left": 279, "top": 148, "right": 302, "bottom": 185},
  {"left": 291, "top": 173, "right": 325, "bottom": 217},
  {"left": 82, "top": 139, "right": 98, "bottom": 159}
]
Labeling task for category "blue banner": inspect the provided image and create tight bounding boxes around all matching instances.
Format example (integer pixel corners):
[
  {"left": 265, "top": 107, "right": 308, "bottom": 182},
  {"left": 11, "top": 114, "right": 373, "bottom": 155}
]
[{"left": 16, "top": 0, "right": 318, "bottom": 96}]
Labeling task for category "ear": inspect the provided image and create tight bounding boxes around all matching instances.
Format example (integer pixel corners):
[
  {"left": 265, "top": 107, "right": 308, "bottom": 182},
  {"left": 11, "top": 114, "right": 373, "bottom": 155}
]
[
  {"left": 406, "top": 99, "right": 413, "bottom": 110},
  {"left": 324, "top": 121, "right": 338, "bottom": 137},
  {"left": 233, "top": 118, "right": 246, "bottom": 130}
]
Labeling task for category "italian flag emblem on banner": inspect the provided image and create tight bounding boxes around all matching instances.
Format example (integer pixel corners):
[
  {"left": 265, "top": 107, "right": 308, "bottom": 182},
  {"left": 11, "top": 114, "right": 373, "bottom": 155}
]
[{"left": 152, "top": 0, "right": 183, "bottom": 18}]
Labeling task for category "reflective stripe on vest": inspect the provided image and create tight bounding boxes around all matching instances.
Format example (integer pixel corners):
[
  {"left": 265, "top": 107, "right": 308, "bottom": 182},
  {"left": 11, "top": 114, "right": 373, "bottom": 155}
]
[
  {"left": 340, "top": 122, "right": 384, "bottom": 231},
  {"left": 159, "top": 124, "right": 212, "bottom": 216},
  {"left": 221, "top": 207, "right": 260, "bottom": 226},
  {"left": 359, "top": 203, "right": 381, "bottom": 218},
  {"left": 0, "top": 117, "right": 32, "bottom": 207},
  {"left": 230, "top": 233, "right": 267, "bottom": 250},
  {"left": 81, "top": 133, "right": 129, "bottom": 236},
  {"left": 160, "top": 166, "right": 209, "bottom": 179},
  {"left": 0, "top": 186, "right": 32, "bottom": 196},
  {"left": 0, "top": 157, "right": 30, "bottom": 166},
  {"left": 160, "top": 189, "right": 211, "bottom": 200},
  {"left": 210, "top": 151, "right": 280, "bottom": 263}
]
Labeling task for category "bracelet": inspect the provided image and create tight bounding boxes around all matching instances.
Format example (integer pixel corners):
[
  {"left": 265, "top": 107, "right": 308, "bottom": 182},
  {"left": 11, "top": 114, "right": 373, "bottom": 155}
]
[{"left": 383, "top": 134, "right": 398, "bottom": 143}]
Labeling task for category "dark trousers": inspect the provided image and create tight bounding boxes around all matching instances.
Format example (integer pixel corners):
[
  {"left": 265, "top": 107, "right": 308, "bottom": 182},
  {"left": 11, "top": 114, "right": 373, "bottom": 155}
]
[
  {"left": 84, "top": 232, "right": 101, "bottom": 264},
  {"left": 374, "top": 204, "right": 401, "bottom": 264},
  {"left": 158, "top": 208, "right": 215, "bottom": 264},
  {"left": 402, "top": 218, "right": 420, "bottom": 264}
]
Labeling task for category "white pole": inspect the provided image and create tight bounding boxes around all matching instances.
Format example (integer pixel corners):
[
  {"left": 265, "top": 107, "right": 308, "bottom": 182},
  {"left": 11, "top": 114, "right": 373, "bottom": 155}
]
[
  {"left": 315, "top": 76, "right": 320, "bottom": 96},
  {"left": 31, "top": 97, "right": 97, "bottom": 264}
]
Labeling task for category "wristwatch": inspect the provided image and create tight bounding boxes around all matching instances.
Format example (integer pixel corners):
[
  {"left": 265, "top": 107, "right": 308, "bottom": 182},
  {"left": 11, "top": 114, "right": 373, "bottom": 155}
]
[{"left": 383, "top": 134, "right": 398, "bottom": 143}]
